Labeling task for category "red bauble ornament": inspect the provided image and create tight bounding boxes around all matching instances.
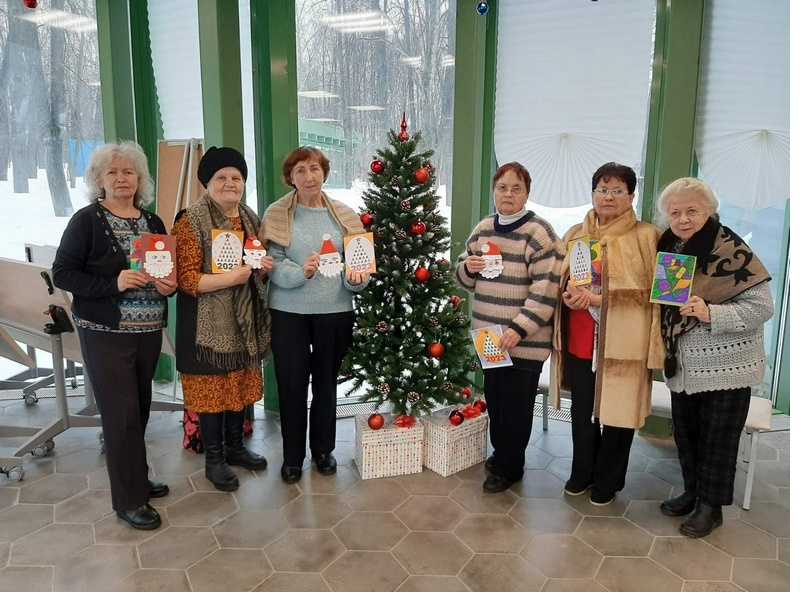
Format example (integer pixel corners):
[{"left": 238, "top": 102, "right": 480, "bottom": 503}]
[
  {"left": 449, "top": 410, "right": 465, "bottom": 426},
  {"left": 410, "top": 221, "right": 427, "bottom": 236},
  {"left": 414, "top": 167, "right": 430, "bottom": 184},
  {"left": 367, "top": 413, "right": 385, "bottom": 430},
  {"left": 461, "top": 386, "right": 472, "bottom": 399},
  {"left": 474, "top": 399, "right": 487, "bottom": 413},
  {"left": 462, "top": 405, "right": 481, "bottom": 419},
  {"left": 398, "top": 130, "right": 410, "bottom": 142},
  {"left": 450, "top": 295, "right": 463, "bottom": 309},
  {"left": 23, "top": 0, "right": 38, "bottom": 8},
  {"left": 394, "top": 414, "right": 416, "bottom": 429},
  {"left": 370, "top": 159, "right": 385, "bottom": 174},
  {"left": 360, "top": 212, "right": 375, "bottom": 227},
  {"left": 429, "top": 342, "right": 445, "bottom": 358},
  {"left": 415, "top": 267, "right": 430, "bottom": 283}
]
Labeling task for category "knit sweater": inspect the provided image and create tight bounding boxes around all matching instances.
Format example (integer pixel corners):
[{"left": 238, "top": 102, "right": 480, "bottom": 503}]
[
  {"left": 666, "top": 281, "right": 774, "bottom": 395},
  {"left": 267, "top": 204, "right": 367, "bottom": 314},
  {"left": 456, "top": 212, "right": 565, "bottom": 368}
]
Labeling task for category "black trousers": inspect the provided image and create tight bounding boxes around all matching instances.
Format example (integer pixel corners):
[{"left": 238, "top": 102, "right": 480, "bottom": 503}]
[
  {"left": 270, "top": 309, "right": 354, "bottom": 466},
  {"left": 77, "top": 328, "right": 162, "bottom": 511},
  {"left": 671, "top": 387, "right": 751, "bottom": 506},
  {"left": 567, "top": 354, "right": 635, "bottom": 495},
  {"left": 483, "top": 363, "right": 542, "bottom": 482}
]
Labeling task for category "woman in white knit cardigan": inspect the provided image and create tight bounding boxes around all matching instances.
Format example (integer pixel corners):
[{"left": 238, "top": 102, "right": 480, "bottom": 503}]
[{"left": 655, "top": 177, "right": 773, "bottom": 539}]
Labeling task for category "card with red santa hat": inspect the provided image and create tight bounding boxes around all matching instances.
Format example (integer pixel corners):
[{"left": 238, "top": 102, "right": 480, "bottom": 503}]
[
  {"left": 243, "top": 236, "right": 268, "bottom": 269},
  {"left": 130, "top": 233, "right": 177, "bottom": 283},
  {"left": 318, "top": 233, "right": 343, "bottom": 278},
  {"left": 479, "top": 240, "right": 503, "bottom": 279}
]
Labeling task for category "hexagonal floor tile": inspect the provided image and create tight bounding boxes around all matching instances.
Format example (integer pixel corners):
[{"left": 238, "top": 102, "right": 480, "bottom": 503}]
[
  {"left": 732, "top": 557, "right": 790, "bottom": 592},
  {"left": 778, "top": 538, "right": 789, "bottom": 564},
  {"left": 632, "top": 437, "right": 679, "bottom": 460},
  {"left": 522, "top": 534, "right": 602, "bottom": 578},
  {"left": 681, "top": 583, "right": 745, "bottom": 592},
  {"left": 0, "top": 489, "right": 17, "bottom": 512},
  {"left": 546, "top": 457, "right": 572, "bottom": 481},
  {"left": 146, "top": 475, "right": 194, "bottom": 509},
  {"left": 265, "top": 529, "right": 344, "bottom": 572},
  {"left": 187, "top": 548, "right": 272, "bottom": 592},
  {"left": 54, "top": 489, "right": 113, "bottom": 523},
  {"left": 10, "top": 523, "right": 92, "bottom": 566},
  {"left": 323, "top": 551, "right": 408, "bottom": 592},
  {"left": 534, "top": 434, "right": 573, "bottom": 457},
  {"left": 393, "top": 531, "right": 471, "bottom": 575},
  {"left": 645, "top": 459, "right": 684, "bottom": 488},
  {"left": 212, "top": 509, "right": 288, "bottom": 548},
  {"left": 705, "top": 518, "right": 778, "bottom": 558},
  {"left": 575, "top": 517, "right": 653, "bottom": 556},
  {"left": 0, "top": 566, "right": 53, "bottom": 592},
  {"left": 54, "top": 447, "right": 106, "bottom": 474},
  {"left": 253, "top": 573, "right": 330, "bottom": 592},
  {"left": 165, "top": 491, "right": 237, "bottom": 526},
  {"left": 87, "top": 467, "right": 111, "bottom": 490},
  {"left": 53, "top": 544, "right": 138, "bottom": 591},
  {"left": 746, "top": 460, "right": 790, "bottom": 488},
  {"left": 626, "top": 452, "right": 650, "bottom": 472},
  {"left": 459, "top": 554, "right": 546, "bottom": 592},
  {"left": 137, "top": 526, "right": 217, "bottom": 569},
  {"left": 618, "top": 472, "right": 673, "bottom": 501},
  {"left": 297, "top": 465, "right": 359, "bottom": 494},
  {"left": 149, "top": 448, "right": 206, "bottom": 476},
  {"left": 595, "top": 557, "right": 682, "bottom": 592},
  {"left": 511, "top": 469, "right": 566, "bottom": 498},
  {"left": 93, "top": 513, "right": 168, "bottom": 545},
  {"left": 452, "top": 463, "right": 485, "bottom": 482},
  {"left": 234, "top": 474, "right": 301, "bottom": 510},
  {"left": 449, "top": 481, "right": 516, "bottom": 514},
  {"left": 525, "top": 447, "right": 554, "bottom": 470},
  {"left": 393, "top": 469, "right": 462, "bottom": 496},
  {"left": 395, "top": 575, "right": 469, "bottom": 592},
  {"left": 740, "top": 502, "right": 790, "bottom": 537},
  {"left": 509, "top": 498, "right": 583, "bottom": 534},
  {"left": 118, "top": 570, "right": 192, "bottom": 592},
  {"left": 454, "top": 514, "right": 530, "bottom": 553},
  {"left": 623, "top": 501, "right": 683, "bottom": 536},
  {"left": 333, "top": 511, "right": 408, "bottom": 550},
  {"left": 282, "top": 494, "right": 351, "bottom": 528},
  {"left": 395, "top": 496, "right": 464, "bottom": 531},
  {"left": 18, "top": 473, "right": 87, "bottom": 504},
  {"left": 649, "top": 537, "right": 732, "bottom": 580},
  {"left": 344, "top": 479, "right": 409, "bottom": 511},
  {"left": 0, "top": 503, "right": 53, "bottom": 543}
]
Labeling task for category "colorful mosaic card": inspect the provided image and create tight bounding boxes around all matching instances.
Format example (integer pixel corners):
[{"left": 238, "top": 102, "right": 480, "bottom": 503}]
[{"left": 650, "top": 251, "right": 697, "bottom": 306}]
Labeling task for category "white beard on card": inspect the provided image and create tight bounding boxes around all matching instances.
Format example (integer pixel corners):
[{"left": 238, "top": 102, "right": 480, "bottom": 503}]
[
  {"left": 480, "top": 241, "right": 503, "bottom": 279},
  {"left": 318, "top": 234, "right": 343, "bottom": 278},
  {"left": 144, "top": 238, "right": 174, "bottom": 279},
  {"left": 243, "top": 237, "right": 267, "bottom": 269}
]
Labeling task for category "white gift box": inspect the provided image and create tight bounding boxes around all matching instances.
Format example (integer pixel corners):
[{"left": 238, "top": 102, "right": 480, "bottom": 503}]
[
  {"left": 421, "top": 408, "right": 488, "bottom": 477},
  {"left": 354, "top": 414, "right": 424, "bottom": 479}
]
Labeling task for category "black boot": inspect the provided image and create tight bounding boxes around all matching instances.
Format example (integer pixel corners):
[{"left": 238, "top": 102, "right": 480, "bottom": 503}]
[
  {"left": 199, "top": 412, "right": 239, "bottom": 492},
  {"left": 117, "top": 503, "right": 162, "bottom": 530},
  {"left": 660, "top": 491, "right": 696, "bottom": 516},
  {"left": 679, "top": 500, "right": 722, "bottom": 538},
  {"left": 224, "top": 410, "right": 267, "bottom": 471}
]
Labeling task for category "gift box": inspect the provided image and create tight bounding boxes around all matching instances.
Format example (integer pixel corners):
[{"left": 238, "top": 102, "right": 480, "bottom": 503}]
[
  {"left": 421, "top": 408, "right": 488, "bottom": 477},
  {"left": 354, "top": 414, "right": 424, "bottom": 479}
]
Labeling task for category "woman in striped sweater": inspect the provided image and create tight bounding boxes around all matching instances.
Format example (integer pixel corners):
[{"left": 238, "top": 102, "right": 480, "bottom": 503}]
[{"left": 456, "top": 162, "right": 565, "bottom": 493}]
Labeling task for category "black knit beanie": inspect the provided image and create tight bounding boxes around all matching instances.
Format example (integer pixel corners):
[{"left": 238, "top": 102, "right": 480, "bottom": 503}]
[{"left": 197, "top": 146, "right": 248, "bottom": 187}]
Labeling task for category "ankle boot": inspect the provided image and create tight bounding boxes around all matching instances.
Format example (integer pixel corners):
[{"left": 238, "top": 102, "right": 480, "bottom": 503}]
[
  {"left": 679, "top": 500, "right": 722, "bottom": 538},
  {"left": 224, "top": 410, "right": 267, "bottom": 470},
  {"left": 199, "top": 412, "right": 239, "bottom": 491},
  {"left": 660, "top": 491, "right": 696, "bottom": 516}
]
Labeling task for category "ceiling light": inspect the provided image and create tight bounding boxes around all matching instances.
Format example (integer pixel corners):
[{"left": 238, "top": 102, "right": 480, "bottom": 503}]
[{"left": 347, "top": 105, "right": 386, "bottom": 112}]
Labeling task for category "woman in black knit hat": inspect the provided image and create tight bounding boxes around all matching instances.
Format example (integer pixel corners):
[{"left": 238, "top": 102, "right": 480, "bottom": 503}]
[{"left": 172, "top": 146, "right": 273, "bottom": 491}]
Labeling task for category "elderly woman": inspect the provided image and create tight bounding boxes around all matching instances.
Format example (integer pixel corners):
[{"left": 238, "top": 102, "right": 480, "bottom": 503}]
[
  {"left": 52, "top": 142, "right": 175, "bottom": 530},
  {"left": 172, "top": 147, "right": 272, "bottom": 492},
  {"left": 456, "top": 161, "right": 564, "bottom": 493},
  {"left": 259, "top": 147, "right": 367, "bottom": 484},
  {"left": 550, "top": 162, "right": 664, "bottom": 506},
  {"left": 656, "top": 178, "right": 772, "bottom": 537}
]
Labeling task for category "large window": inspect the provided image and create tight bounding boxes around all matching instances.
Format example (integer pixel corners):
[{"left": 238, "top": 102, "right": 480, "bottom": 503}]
[
  {"left": 0, "top": 0, "right": 104, "bottom": 261},
  {"left": 238, "top": 0, "right": 258, "bottom": 211},
  {"left": 695, "top": 0, "right": 789, "bottom": 396},
  {"left": 494, "top": 0, "right": 657, "bottom": 236}
]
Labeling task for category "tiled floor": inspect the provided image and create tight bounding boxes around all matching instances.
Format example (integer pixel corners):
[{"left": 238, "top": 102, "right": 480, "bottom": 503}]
[{"left": 0, "top": 391, "right": 790, "bottom": 592}]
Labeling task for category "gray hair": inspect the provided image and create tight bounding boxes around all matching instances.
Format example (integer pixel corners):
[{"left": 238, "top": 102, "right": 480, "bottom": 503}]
[
  {"left": 85, "top": 141, "right": 154, "bottom": 207},
  {"left": 656, "top": 177, "right": 719, "bottom": 227}
]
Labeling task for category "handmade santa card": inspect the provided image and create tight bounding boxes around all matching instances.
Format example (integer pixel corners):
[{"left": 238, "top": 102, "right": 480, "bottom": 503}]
[
  {"left": 470, "top": 325, "right": 513, "bottom": 369},
  {"left": 130, "top": 234, "right": 176, "bottom": 283},
  {"left": 211, "top": 229, "right": 244, "bottom": 273},
  {"left": 479, "top": 241, "right": 503, "bottom": 278},
  {"left": 318, "top": 233, "right": 343, "bottom": 278},
  {"left": 243, "top": 236, "right": 267, "bottom": 269},
  {"left": 344, "top": 232, "right": 376, "bottom": 274}
]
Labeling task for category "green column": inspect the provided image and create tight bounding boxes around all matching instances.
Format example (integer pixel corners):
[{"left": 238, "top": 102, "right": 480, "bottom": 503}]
[
  {"left": 449, "top": 0, "right": 498, "bottom": 263},
  {"left": 96, "top": 0, "right": 135, "bottom": 142},
  {"left": 250, "top": 0, "right": 299, "bottom": 411},
  {"left": 640, "top": 0, "right": 705, "bottom": 223},
  {"left": 197, "top": 0, "right": 245, "bottom": 151}
]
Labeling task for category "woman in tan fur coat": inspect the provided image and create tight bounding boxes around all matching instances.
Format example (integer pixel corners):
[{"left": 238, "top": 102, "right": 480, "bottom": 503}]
[{"left": 550, "top": 162, "right": 664, "bottom": 506}]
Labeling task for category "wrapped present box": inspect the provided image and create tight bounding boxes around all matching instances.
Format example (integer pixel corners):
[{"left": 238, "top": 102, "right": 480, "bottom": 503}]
[
  {"left": 354, "top": 414, "right": 423, "bottom": 479},
  {"left": 421, "top": 408, "right": 488, "bottom": 477}
]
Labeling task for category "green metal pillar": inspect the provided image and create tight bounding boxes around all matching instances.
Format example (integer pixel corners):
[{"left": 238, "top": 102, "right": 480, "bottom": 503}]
[
  {"left": 96, "top": 0, "right": 135, "bottom": 142},
  {"left": 449, "top": 0, "right": 498, "bottom": 264},
  {"left": 640, "top": 0, "right": 705, "bottom": 223},
  {"left": 250, "top": 0, "right": 299, "bottom": 412}
]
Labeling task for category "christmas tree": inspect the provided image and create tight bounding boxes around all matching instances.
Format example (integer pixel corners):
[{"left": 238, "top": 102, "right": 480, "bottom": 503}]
[{"left": 340, "top": 114, "right": 476, "bottom": 419}]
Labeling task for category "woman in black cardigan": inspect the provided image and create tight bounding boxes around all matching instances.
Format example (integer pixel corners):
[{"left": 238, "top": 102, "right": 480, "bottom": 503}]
[{"left": 52, "top": 141, "right": 176, "bottom": 530}]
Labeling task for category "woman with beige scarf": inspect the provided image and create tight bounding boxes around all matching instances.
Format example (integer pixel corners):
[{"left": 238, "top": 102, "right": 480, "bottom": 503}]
[
  {"left": 173, "top": 147, "right": 272, "bottom": 492},
  {"left": 550, "top": 162, "right": 664, "bottom": 506}
]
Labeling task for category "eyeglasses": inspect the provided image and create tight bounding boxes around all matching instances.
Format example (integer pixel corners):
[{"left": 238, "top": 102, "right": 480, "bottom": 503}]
[
  {"left": 496, "top": 184, "right": 526, "bottom": 196},
  {"left": 593, "top": 187, "right": 629, "bottom": 198}
]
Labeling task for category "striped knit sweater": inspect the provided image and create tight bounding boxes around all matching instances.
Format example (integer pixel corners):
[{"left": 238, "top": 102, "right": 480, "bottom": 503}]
[{"left": 456, "top": 212, "right": 565, "bottom": 368}]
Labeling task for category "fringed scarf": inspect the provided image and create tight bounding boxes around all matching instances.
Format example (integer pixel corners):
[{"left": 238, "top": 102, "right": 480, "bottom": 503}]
[
  {"left": 185, "top": 194, "right": 271, "bottom": 370},
  {"left": 658, "top": 215, "right": 770, "bottom": 378}
]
